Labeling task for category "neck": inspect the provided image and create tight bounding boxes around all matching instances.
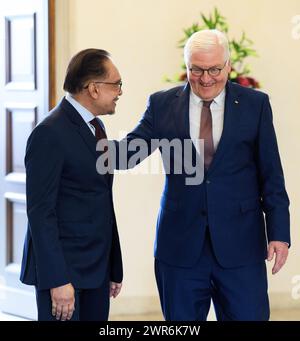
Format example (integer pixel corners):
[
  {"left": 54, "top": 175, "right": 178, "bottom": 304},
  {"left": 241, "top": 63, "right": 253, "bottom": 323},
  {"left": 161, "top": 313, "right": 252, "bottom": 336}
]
[{"left": 70, "top": 93, "right": 99, "bottom": 117}]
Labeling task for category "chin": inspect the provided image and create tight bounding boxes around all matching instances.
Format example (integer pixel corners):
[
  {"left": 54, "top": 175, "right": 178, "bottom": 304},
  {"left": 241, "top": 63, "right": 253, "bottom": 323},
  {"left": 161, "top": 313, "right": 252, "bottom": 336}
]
[
  {"left": 103, "top": 106, "right": 116, "bottom": 115},
  {"left": 106, "top": 108, "right": 116, "bottom": 115},
  {"left": 199, "top": 91, "right": 215, "bottom": 100},
  {"left": 199, "top": 86, "right": 220, "bottom": 100}
]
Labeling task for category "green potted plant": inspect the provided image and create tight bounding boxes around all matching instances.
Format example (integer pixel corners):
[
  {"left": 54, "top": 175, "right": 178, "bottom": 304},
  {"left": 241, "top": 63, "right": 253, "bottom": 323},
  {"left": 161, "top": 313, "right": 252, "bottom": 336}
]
[{"left": 166, "top": 8, "right": 260, "bottom": 88}]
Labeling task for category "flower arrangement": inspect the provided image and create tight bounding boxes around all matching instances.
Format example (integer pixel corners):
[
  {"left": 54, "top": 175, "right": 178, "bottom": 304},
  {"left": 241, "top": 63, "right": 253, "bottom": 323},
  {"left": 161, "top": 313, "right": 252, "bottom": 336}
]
[{"left": 166, "top": 8, "right": 260, "bottom": 88}]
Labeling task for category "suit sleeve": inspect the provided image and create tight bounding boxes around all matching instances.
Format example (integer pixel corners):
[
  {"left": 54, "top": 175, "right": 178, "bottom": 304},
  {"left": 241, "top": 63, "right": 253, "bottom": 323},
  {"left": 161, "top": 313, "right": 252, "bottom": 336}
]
[
  {"left": 109, "top": 207, "right": 123, "bottom": 283},
  {"left": 114, "top": 95, "right": 157, "bottom": 170},
  {"left": 25, "top": 124, "right": 70, "bottom": 289},
  {"left": 257, "top": 95, "right": 290, "bottom": 245}
]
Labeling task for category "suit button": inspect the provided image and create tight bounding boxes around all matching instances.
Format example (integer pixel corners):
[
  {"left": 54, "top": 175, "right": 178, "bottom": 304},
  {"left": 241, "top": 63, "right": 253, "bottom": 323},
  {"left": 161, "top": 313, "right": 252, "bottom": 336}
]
[
  {"left": 206, "top": 180, "right": 211, "bottom": 184},
  {"left": 201, "top": 210, "right": 207, "bottom": 216}
]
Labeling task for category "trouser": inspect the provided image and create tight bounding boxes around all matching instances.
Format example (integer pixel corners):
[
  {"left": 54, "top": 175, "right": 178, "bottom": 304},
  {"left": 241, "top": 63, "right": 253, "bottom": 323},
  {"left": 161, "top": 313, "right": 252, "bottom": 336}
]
[
  {"left": 155, "top": 230, "right": 269, "bottom": 321},
  {"left": 35, "top": 277, "right": 110, "bottom": 321}
]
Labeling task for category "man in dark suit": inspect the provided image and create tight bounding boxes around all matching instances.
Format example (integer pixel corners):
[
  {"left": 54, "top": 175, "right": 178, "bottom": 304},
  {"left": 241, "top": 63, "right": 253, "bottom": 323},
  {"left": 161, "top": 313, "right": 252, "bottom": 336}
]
[
  {"left": 20, "top": 49, "right": 123, "bottom": 321},
  {"left": 114, "top": 30, "right": 290, "bottom": 320}
]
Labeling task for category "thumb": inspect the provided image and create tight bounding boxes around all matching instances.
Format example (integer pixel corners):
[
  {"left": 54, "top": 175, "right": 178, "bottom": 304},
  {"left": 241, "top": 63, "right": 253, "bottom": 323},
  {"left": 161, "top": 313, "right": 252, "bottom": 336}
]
[{"left": 267, "top": 244, "right": 275, "bottom": 261}]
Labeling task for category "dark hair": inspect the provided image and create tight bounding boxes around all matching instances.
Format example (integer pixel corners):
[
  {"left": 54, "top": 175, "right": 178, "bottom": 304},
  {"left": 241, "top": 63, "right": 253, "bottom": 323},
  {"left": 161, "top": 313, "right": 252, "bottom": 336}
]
[{"left": 63, "top": 48, "right": 111, "bottom": 94}]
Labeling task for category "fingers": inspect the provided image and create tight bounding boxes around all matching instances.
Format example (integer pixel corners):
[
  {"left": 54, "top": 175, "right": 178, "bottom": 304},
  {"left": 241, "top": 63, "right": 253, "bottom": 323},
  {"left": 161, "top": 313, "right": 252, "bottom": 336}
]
[
  {"left": 52, "top": 303, "right": 57, "bottom": 317},
  {"left": 110, "top": 282, "right": 122, "bottom": 298},
  {"left": 267, "top": 244, "right": 275, "bottom": 261},
  {"left": 110, "top": 283, "right": 117, "bottom": 297},
  {"left": 51, "top": 302, "right": 62, "bottom": 320},
  {"left": 268, "top": 242, "right": 289, "bottom": 275},
  {"left": 52, "top": 301, "right": 75, "bottom": 321},
  {"left": 66, "top": 304, "right": 75, "bottom": 321},
  {"left": 114, "top": 285, "right": 122, "bottom": 297},
  {"left": 60, "top": 304, "right": 69, "bottom": 321},
  {"left": 272, "top": 250, "right": 288, "bottom": 275},
  {"left": 50, "top": 283, "right": 75, "bottom": 321}
]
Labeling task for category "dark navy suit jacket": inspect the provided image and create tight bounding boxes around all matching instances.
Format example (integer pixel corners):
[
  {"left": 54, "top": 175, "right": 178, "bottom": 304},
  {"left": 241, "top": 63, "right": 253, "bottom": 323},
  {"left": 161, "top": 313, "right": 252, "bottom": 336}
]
[
  {"left": 20, "top": 98, "right": 123, "bottom": 290},
  {"left": 117, "top": 81, "right": 290, "bottom": 268}
]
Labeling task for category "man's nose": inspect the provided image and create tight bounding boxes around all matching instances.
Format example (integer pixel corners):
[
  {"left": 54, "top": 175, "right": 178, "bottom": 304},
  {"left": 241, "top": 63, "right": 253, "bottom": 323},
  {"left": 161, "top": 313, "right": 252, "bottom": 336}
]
[{"left": 200, "top": 70, "right": 212, "bottom": 83}]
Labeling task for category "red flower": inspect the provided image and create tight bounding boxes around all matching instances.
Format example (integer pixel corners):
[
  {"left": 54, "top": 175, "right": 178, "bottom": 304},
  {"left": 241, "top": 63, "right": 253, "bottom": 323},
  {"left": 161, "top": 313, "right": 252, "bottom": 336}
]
[{"left": 233, "top": 76, "right": 260, "bottom": 88}]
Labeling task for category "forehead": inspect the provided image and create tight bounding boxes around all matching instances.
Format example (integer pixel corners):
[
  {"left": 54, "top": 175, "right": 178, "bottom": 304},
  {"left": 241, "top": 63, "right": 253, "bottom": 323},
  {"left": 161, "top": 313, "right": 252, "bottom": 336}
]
[
  {"left": 189, "top": 45, "right": 226, "bottom": 67},
  {"left": 104, "top": 59, "right": 121, "bottom": 80}
]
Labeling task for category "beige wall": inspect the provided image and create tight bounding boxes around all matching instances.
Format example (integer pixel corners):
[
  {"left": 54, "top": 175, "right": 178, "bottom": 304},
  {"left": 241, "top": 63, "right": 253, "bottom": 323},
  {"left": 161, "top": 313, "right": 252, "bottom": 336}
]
[{"left": 55, "top": 0, "right": 300, "bottom": 310}]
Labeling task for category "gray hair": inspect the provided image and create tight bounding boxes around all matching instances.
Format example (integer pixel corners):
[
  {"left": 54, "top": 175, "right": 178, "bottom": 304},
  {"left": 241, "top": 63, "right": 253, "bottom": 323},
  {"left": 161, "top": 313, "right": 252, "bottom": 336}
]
[{"left": 184, "top": 29, "right": 230, "bottom": 66}]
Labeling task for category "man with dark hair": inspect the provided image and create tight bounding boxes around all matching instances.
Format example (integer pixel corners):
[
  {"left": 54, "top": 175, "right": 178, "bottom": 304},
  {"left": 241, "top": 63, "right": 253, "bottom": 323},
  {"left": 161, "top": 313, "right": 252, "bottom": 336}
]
[{"left": 20, "top": 49, "right": 123, "bottom": 321}]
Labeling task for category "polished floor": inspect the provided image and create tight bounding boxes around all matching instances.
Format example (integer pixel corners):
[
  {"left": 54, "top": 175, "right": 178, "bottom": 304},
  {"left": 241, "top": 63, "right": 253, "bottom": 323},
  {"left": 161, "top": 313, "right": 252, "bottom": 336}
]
[
  {"left": 109, "top": 309, "right": 300, "bottom": 321},
  {"left": 1, "top": 309, "right": 299, "bottom": 321}
]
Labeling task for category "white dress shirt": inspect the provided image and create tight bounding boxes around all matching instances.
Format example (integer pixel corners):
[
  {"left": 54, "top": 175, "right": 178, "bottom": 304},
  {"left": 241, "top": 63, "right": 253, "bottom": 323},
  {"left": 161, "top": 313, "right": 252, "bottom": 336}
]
[{"left": 189, "top": 88, "right": 226, "bottom": 154}]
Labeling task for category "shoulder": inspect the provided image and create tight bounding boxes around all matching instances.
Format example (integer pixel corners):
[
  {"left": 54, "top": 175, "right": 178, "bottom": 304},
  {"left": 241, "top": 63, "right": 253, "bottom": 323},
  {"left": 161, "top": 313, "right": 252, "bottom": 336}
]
[
  {"left": 229, "top": 81, "right": 269, "bottom": 102},
  {"left": 28, "top": 100, "right": 70, "bottom": 145},
  {"left": 147, "top": 84, "right": 186, "bottom": 108},
  {"left": 151, "top": 84, "right": 185, "bottom": 99},
  {"left": 35, "top": 99, "right": 72, "bottom": 133}
]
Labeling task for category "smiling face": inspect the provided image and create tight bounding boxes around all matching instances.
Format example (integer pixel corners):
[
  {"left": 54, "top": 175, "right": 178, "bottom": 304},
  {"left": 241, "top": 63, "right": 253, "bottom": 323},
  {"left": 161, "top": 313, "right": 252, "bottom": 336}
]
[
  {"left": 187, "top": 44, "right": 231, "bottom": 101},
  {"left": 93, "top": 59, "right": 122, "bottom": 115}
]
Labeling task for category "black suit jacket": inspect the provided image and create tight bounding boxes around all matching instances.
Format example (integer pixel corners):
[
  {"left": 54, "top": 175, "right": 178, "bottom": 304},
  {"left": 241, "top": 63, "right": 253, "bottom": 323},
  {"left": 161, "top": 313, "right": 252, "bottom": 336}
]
[{"left": 20, "top": 98, "right": 123, "bottom": 290}]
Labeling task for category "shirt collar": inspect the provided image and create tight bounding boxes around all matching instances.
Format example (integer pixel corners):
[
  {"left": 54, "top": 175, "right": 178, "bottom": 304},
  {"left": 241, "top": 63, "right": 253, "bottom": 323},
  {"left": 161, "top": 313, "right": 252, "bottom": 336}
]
[{"left": 65, "top": 93, "right": 95, "bottom": 124}]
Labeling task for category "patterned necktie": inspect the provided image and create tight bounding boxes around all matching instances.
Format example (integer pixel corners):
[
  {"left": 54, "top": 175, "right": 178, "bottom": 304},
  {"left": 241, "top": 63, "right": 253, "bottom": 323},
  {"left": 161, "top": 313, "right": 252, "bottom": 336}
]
[{"left": 199, "top": 100, "right": 214, "bottom": 169}]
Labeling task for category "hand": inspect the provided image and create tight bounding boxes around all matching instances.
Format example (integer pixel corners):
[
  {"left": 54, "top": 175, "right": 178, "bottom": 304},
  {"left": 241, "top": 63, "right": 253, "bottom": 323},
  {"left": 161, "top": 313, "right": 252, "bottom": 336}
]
[
  {"left": 110, "top": 281, "right": 122, "bottom": 298},
  {"left": 267, "top": 241, "right": 289, "bottom": 275},
  {"left": 50, "top": 283, "right": 75, "bottom": 321}
]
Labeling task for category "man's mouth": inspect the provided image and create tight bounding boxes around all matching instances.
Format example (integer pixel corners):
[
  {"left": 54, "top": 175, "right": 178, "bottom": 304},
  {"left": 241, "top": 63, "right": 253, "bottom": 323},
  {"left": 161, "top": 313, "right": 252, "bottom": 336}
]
[{"left": 200, "top": 83, "right": 215, "bottom": 88}]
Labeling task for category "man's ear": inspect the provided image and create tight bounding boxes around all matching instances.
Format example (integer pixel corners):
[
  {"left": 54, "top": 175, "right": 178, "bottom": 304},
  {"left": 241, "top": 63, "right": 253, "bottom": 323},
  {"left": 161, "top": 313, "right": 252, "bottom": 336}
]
[{"left": 87, "top": 83, "right": 99, "bottom": 99}]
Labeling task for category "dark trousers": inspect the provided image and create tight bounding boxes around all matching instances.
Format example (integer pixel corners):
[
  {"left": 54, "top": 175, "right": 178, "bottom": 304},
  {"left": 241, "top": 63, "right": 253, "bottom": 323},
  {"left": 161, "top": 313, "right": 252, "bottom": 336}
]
[
  {"left": 35, "top": 278, "right": 110, "bottom": 321},
  {"left": 155, "top": 230, "right": 270, "bottom": 321}
]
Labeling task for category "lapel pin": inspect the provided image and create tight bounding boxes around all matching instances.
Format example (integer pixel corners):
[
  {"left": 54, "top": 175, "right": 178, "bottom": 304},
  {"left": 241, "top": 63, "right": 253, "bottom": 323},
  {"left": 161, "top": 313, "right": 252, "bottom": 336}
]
[{"left": 234, "top": 100, "right": 239, "bottom": 104}]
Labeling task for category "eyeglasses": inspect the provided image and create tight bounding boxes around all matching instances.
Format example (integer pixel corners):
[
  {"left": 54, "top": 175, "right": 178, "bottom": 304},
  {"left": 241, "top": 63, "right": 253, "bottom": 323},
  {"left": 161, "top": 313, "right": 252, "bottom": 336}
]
[
  {"left": 189, "top": 61, "right": 228, "bottom": 77},
  {"left": 84, "top": 80, "right": 122, "bottom": 91}
]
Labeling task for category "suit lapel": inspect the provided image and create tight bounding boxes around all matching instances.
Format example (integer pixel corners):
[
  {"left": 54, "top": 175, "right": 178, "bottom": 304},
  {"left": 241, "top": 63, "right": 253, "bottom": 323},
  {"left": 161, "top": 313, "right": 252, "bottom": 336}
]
[
  {"left": 207, "top": 81, "right": 242, "bottom": 174},
  {"left": 173, "top": 83, "right": 191, "bottom": 139},
  {"left": 60, "top": 98, "right": 110, "bottom": 186},
  {"left": 77, "top": 123, "right": 98, "bottom": 158},
  {"left": 61, "top": 98, "right": 97, "bottom": 158}
]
